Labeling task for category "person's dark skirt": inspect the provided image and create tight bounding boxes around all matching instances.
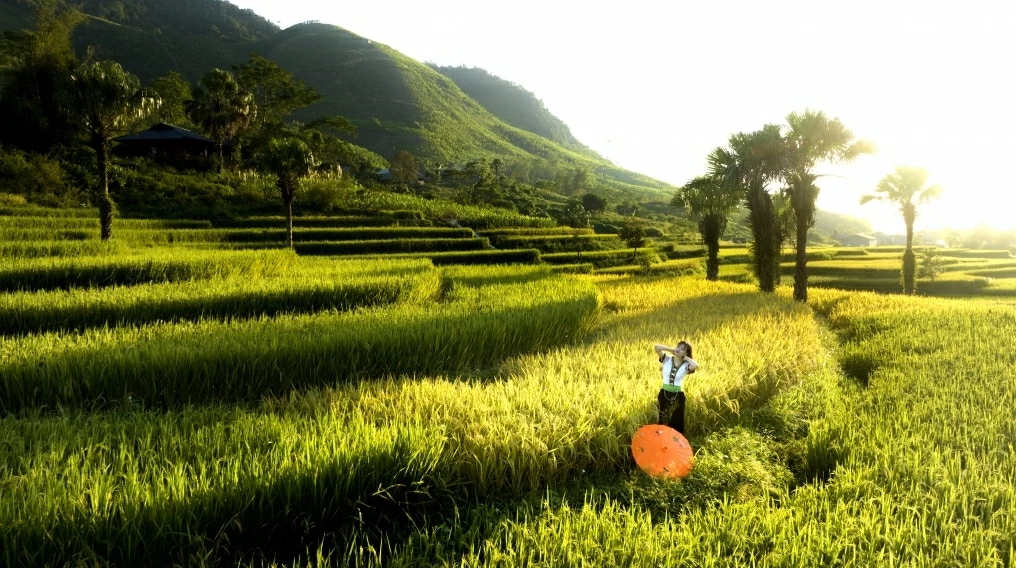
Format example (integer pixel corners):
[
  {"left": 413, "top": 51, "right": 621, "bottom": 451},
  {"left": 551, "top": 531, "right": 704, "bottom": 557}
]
[{"left": 657, "top": 389, "right": 686, "bottom": 434}]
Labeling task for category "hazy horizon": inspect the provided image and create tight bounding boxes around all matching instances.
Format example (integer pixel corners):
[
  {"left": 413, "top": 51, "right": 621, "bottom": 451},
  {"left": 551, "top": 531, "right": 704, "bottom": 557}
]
[{"left": 230, "top": 0, "right": 1016, "bottom": 234}]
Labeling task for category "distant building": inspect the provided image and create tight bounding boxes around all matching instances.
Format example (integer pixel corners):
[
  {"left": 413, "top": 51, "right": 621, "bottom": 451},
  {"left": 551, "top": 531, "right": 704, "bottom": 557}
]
[
  {"left": 839, "top": 233, "right": 878, "bottom": 247},
  {"left": 872, "top": 232, "right": 906, "bottom": 246},
  {"left": 113, "top": 123, "right": 225, "bottom": 158}
]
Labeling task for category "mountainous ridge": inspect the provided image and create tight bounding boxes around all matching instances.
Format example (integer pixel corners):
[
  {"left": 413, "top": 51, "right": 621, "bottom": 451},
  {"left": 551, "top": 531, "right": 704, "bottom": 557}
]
[{"left": 0, "top": 0, "right": 676, "bottom": 200}]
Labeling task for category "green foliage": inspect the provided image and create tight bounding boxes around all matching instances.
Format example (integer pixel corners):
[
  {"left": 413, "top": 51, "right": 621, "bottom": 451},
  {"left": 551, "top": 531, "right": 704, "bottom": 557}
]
[
  {"left": 431, "top": 64, "right": 601, "bottom": 158},
  {"left": 370, "top": 248, "right": 543, "bottom": 266},
  {"left": 490, "top": 234, "right": 622, "bottom": 253},
  {"left": 294, "top": 237, "right": 488, "bottom": 256},
  {"left": 147, "top": 71, "right": 195, "bottom": 129},
  {"left": 0, "top": 258, "right": 440, "bottom": 335},
  {"left": 581, "top": 192, "right": 607, "bottom": 213},
  {"left": 390, "top": 150, "right": 419, "bottom": 185},
  {"left": 783, "top": 109, "right": 873, "bottom": 302},
  {"left": 186, "top": 68, "right": 256, "bottom": 170},
  {"left": 709, "top": 125, "right": 787, "bottom": 293},
  {"left": 919, "top": 248, "right": 944, "bottom": 281},
  {"left": 0, "top": 274, "right": 597, "bottom": 412},
  {"left": 619, "top": 217, "right": 647, "bottom": 253},
  {"left": 550, "top": 198, "right": 590, "bottom": 229},
  {"left": 675, "top": 176, "right": 739, "bottom": 281},
  {"left": 69, "top": 60, "right": 160, "bottom": 240},
  {"left": 0, "top": 144, "right": 82, "bottom": 206},
  {"left": 0, "top": 0, "right": 86, "bottom": 153},
  {"left": 257, "top": 137, "right": 314, "bottom": 246},
  {"left": 233, "top": 52, "right": 321, "bottom": 129},
  {"left": 0, "top": 249, "right": 296, "bottom": 292}
]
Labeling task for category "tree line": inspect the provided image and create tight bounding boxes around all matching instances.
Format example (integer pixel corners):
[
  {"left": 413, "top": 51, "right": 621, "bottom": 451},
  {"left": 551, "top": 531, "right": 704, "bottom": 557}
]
[
  {"left": 676, "top": 110, "right": 942, "bottom": 298},
  {"left": 0, "top": 1, "right": 387, "bottom": 245}
]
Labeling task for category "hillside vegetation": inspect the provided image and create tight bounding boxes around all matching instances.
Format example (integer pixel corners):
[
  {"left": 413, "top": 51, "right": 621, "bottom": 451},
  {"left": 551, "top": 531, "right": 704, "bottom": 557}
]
[
  {"left": 0, "top": 0, "right": 674, "bottom": 200},
  {"left": 432, "top": 64, "right": 601, "bottom": 159}
]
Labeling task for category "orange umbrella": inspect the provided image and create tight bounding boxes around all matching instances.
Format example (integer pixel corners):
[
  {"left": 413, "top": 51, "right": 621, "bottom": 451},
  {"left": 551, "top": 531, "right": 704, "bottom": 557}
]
[{"left": 631, "top": 425, "right": 694, "bottom": 479}]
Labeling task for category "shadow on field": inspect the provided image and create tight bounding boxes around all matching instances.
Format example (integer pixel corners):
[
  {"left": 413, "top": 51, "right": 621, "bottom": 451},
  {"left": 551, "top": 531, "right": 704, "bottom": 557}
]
[
  {"left": 4, "top": 416, "right": 451, "bottom": 567},
  {"left": 0, "top": 296, "right": 595, "bottom": 416},
  {"left": 599, "top": 290, "right": 771, "bottom": 338}
]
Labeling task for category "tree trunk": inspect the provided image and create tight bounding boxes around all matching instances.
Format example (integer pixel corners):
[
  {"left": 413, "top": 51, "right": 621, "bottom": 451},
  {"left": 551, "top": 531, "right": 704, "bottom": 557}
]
[
  {"left": 286, "top": 196, "right": 294, "bottom": 248},
  {"left": 217, "top": 141, "right": 224, "bottom": 174},
  {"left": 747, "top": 187, "right": 780, "bottom": 293},
  {"left": 96, "top": 139, "right": 115, "bottom": 241},
  {"left": 793, "top": 207, "right": 810, "bottom": 302},
  {"left": 903, "top": 203, "right": 916, "bottom": 295},
  {"left": 700, "top": 214, "right": 724, "bottom": 281}
]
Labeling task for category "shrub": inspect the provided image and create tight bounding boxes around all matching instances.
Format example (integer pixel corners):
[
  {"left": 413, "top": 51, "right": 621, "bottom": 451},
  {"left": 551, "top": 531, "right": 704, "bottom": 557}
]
[{"left": 294, "top": 238, "right": 489, "bottom": 256}]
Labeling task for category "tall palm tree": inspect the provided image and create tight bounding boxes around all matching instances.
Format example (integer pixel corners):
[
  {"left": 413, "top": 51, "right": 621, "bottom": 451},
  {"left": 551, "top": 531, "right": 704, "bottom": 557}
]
[
  {"left": 258, "top": 138, "right": 315, "bottom": 247},
  {"left": 783, "top": 109, "right": 874, "bottom": 301},
  {"left": 674, "top": 176, "right": 741, "bottom": 280},
  {"left": 69, "top": 61, "right": 160, "bottom": 241},
  {"left": 860, "top": 166, "right": 943, "bottom": 294},
  {"left": 185, "top": 69, "right": 256, "bottom": 172},
  {"left": 709, "top": 124, "right": 788, "bottom": 293}
]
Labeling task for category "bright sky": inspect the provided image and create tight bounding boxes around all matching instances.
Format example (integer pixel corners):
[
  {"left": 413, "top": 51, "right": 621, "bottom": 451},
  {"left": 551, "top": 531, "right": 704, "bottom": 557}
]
[{"left": 231, "top": 0, "right": 1015, "bottom": 233}]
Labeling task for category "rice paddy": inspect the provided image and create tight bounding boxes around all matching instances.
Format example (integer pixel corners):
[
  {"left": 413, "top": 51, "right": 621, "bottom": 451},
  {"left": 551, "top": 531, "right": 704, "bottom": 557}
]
[{"left": 2, "top": 208, "right": 1015, "bottom": 566}]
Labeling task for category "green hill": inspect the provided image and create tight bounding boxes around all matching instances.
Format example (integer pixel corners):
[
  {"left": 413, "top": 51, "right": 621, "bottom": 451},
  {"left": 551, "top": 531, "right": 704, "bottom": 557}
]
[
  {"left": 431, "top": 65, "right": 601, "bottom": 159},
  {"left": 0, "top": 0, "right": 675, "bottom": 200}
]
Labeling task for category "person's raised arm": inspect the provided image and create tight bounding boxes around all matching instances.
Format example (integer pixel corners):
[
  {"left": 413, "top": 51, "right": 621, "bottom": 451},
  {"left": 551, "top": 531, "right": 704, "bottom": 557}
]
[
  {"left": 684, "top": 357, "right": 699, "bottom": 372},
  {"left": 654, "top": 343, "right": 674, "bottom": 359}
]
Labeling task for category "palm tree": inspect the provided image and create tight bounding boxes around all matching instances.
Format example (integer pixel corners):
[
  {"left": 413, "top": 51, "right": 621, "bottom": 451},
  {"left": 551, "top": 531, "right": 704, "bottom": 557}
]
[
  {"left": 860, "top": 166, "right": 943, "bottom": 294},
  {"left": 709, "top": 125, "right": 788, "bottom": 293},
  {"left": 258, "top": 138, "right": 315, "bottom": 247},
  {"left": 69, "top": 61, "right": 160, "bottom": 241},
  {"left": 674, "top": 176, "right": 740, "bottom": 280},
  {"left": 783, "top": 109, "right": 874, "bottom": 301},
  {"left": 185, "top": 69, "right": 256, "bottom": 172}
]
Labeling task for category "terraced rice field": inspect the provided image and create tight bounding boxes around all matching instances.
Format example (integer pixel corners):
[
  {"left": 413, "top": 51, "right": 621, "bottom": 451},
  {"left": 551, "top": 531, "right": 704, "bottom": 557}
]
[{"left": 2, "top": 206, "right": 1016, "bottom": 566}]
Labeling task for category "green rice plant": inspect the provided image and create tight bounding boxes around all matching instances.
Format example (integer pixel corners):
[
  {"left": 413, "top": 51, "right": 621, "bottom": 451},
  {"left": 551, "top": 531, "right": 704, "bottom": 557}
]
[
  {"left": 489, "top": 233, "right": 622, "bottom": 252},
  {"left": 275, "top": 276, "right": 827, "bottom": 499},
  {"left": 294, "top": 238, "right": 489, "bottom": 256},
  {"left": 0, "top": 275, "right": 598, "bottom": 412},
  {"left": 0, "top": 273, "right": 834, "bottom": 565},
  {"left": 596, "top": 258, "right": 703, "bottom": 276},
  {"left": 215, "top": 215, "right": 430, "bottom": 229},
  {"left": 0, "top": 410, "right": 446, "bottom": 567},
  {"left": 0, "top": 249, "right": 298, "bottom": 292},
  {"left": 542, "top": 248, "right": 658, "bottom": 268},
  {"left": 438, "top": 264, "right": 553, "bottom": 287},
  {"left": 0, "top": 206, "right": 98, "bottom": 217},
  {"left": 216, "top": 227, "right": 474, "bottom": 243},
  {"left": 0, "top": 240, "right": 136, "bottom": 259},
  {"left": 333, "top": 249, "right": 543, "bottom": 266},
  {"left": 663, "top": 245, "right": 707, "bottom": 259},
  {"left": 387, "top": 249, "right": 544, "bottom": 265},
  {"left": 937, "top": 249, "right": 1011, "bottom": 259},
  {"left": 0, "top": 259, "right": 440, "bottom": 336},
  {"left": 0, "top": 227, "right": 92, "bottom": 241},
  {"left": 550, "top": 263, "right": 594, "bottom": 274},
  {"left": 0, "top": 216, "right": 211, "bottom": 229},
  {"left": 477, "top": 227, "right": 594, "bottom": 236},
  {"left": 351, "top": 288, "right": 1016, "bottom": 567},
  {"left": 331, "top": 191, "right": 554, "bottom": 229}
]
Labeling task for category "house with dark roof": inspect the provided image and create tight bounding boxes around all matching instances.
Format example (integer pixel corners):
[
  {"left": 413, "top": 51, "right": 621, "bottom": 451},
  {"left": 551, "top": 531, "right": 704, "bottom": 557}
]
[
  {"left": 839, "top": 233, "right": 877, "bottom": 247},
  {"left": 113, "top": 123, "right": 226, "bottom": 158}
]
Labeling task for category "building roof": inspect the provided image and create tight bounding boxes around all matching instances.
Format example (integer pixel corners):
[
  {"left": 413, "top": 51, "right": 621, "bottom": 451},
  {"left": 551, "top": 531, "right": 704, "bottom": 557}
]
[
  {"left": 113, "top": 123, "right": 213, "bottom": 143},
  {"left": 845, "top": 233, "right": 876, "bottom": 240}
]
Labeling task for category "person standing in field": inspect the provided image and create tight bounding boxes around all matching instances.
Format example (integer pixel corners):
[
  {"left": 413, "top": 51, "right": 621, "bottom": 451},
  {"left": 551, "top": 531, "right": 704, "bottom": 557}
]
[{"left": 653, "top": 341, "right": 698, "bottom": 434}]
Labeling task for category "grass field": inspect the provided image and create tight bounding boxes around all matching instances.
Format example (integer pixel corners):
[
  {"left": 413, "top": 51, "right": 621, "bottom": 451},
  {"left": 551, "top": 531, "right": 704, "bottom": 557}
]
[{"left": 2, "top": 207, "right": 1016, "bottom": 566}]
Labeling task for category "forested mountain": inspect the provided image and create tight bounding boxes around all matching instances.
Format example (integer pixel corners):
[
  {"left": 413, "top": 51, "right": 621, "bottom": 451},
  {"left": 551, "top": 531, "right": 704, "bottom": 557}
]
[
  {"left": 432, "top": 65, "right": 601, "bottom": 159},
  {"left": 0, "top": 0, "right": 675, "bottom": 199}
]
